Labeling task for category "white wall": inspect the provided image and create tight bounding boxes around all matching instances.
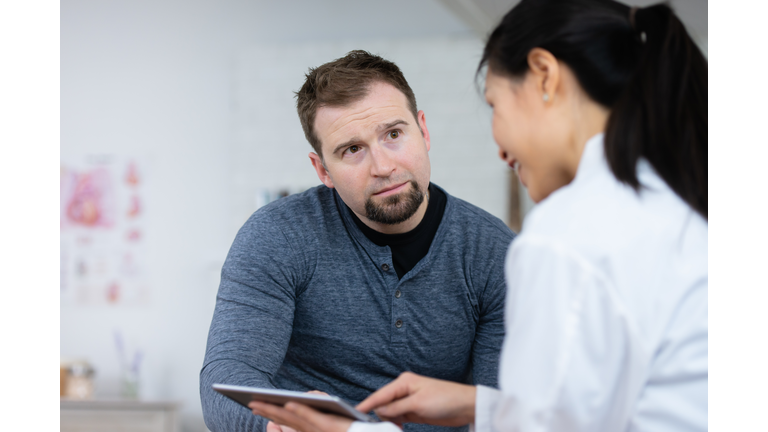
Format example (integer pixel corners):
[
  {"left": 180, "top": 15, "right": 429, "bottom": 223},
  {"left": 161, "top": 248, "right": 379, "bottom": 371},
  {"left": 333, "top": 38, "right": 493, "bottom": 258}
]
[{"left": 61, "top": 2, "right": 241, "bottom": 431}]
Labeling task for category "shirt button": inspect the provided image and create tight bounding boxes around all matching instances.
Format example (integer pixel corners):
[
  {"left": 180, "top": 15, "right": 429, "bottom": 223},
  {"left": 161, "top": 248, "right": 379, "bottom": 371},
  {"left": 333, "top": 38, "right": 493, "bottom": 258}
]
[
  {"left": 395, "top": 290, "right": 401, "bottom": 298},
  {"left": 395, "top": 319, "right": 403, "bottom": 328},
  {"left": 381, "top": 263, "right": 390, "bottom": 271}
]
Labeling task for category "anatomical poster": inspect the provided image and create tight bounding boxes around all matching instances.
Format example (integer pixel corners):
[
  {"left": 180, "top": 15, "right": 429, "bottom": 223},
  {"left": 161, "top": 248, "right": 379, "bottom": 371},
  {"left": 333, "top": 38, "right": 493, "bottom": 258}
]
[{"left": 60, "top": 155, "right": 149, "bottom": 306}]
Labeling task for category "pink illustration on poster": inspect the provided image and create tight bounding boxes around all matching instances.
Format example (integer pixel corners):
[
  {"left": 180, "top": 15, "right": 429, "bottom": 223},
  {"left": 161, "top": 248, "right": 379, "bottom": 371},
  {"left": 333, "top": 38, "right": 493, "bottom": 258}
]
[{"left": 60, "top": 155, "right": 149, "bottom": 306}]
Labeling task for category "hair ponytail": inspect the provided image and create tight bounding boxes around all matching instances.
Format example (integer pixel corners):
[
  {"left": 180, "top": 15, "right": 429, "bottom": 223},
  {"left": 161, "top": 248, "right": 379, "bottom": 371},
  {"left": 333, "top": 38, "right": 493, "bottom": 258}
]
[
  {"left": 605, "top": 4, "right": 708, "bottom": 219},
  {"left": 479, "top": 0, "right": 708, "bottom": 219}
]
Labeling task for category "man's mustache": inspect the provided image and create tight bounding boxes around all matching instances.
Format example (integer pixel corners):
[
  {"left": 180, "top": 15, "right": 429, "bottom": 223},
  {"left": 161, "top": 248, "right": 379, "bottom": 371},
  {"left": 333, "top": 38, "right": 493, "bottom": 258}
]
[{"left": 366, "top": 177, "right": 414, "bottom": 197}]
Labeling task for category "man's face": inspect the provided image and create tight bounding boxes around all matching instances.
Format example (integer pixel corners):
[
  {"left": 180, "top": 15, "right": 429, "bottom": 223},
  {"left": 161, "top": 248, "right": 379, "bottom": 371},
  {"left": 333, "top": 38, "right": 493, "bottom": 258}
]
[{"left": 309, "top": 81, "right": 431, "bottom": 231}]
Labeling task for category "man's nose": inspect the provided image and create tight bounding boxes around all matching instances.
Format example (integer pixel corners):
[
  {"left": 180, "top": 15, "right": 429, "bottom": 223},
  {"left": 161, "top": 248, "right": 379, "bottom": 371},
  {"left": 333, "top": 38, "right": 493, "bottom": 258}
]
[{"left": 369, "top": 146, "right": 396, "bottom": 177}]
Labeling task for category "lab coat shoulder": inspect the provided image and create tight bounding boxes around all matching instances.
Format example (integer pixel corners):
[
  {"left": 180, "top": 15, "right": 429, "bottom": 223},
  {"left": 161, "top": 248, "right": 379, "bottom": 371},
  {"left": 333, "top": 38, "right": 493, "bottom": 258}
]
[
  {"left": 516, "top": 154, "right": 707, "bottom": 326},
  {"left": 522, "top": 160, "right": 694, "bottom": 258},
  {"left": 498, "top": 144, "right": 708, "bottom": 431},
  {"left": 497, "top": 234, "right": 650, "bottom": 431}
]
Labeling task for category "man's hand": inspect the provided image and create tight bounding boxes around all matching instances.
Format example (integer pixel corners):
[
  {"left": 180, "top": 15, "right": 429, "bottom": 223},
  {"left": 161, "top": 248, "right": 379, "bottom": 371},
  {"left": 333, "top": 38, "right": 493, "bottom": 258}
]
[
  {"left": 250, "top": 401, "right": 353, "bottom": 432},
  {"left": 356, "top": 372, "right": 476, "bottom": 427},
  {"left": 259, "top": 390, "right": 350, "bottom": 432},
  {"left": 267, "top": 420, "right": 298, "bottom": 432}
]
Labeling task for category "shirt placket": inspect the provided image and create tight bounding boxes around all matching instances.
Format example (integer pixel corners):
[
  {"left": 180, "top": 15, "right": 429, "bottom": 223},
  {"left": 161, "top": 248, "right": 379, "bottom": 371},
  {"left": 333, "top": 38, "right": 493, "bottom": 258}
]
[{"left": 376, "top": 253, "right": 407, "bottom": 346}]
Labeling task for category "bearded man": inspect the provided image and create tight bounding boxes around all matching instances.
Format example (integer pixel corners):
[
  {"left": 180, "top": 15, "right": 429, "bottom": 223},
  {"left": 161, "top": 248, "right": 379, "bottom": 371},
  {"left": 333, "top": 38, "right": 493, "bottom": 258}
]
[{"left": 200, "top": 50, "right": 515, "bottom": 432}]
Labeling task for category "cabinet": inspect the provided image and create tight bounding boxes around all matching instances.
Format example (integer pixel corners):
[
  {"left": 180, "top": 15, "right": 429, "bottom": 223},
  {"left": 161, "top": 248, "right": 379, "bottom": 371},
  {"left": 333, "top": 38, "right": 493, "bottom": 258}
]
[{"left": 60, "top": 399, "right": 179, "bottom": 432}]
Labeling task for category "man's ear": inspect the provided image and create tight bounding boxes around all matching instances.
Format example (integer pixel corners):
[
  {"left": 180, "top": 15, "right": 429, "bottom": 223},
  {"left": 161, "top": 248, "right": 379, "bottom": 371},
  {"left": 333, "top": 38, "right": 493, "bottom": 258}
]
[
  {"left": 309, "top": 152, "right": 334, "bottom": 189},
  {"left": 417, "top": 110, "right": 431, "bottom": 152},
  {"left": 526, "top": 48, "right": 560, "bottom": 103}
]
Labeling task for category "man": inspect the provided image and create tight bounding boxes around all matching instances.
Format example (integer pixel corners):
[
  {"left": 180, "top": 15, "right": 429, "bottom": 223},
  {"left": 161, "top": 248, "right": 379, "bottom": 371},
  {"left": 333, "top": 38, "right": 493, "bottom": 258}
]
[{"left": 200, "top": 50, "right": 514, "bottom": 432}]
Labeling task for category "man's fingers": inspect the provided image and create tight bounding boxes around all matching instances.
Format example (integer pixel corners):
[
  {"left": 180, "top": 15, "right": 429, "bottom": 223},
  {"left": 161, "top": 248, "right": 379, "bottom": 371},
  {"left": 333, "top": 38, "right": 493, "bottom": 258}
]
[
  {"left": 356, "top": 374, "right": 415, "bottom": 413},
  {"left": 267, "top": 422, "right": 298, "bottom": 432},
  {"left": 250, "top": 402, "right": 317, "bottom": 432},
  {"left": 285, "top": 402, "right": 330, "bottom": 426},
  {"left": 284, "top": 402, "right": 354, "bottom": 432}
]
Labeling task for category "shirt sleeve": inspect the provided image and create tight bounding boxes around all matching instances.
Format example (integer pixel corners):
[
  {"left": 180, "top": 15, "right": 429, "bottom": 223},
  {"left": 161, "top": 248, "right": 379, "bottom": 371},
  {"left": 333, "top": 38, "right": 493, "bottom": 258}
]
[
  {"left": 473, "top": 385, "right": 504, "bottom": 432},
  {"left": 200, "top": 211, "right": 304, "bottom": 432},
  {"left": 468, "top": 226, "right": 513, "bottom": 389},
  {"left": 468, "top": 263, "right": 507, "bottom": 388},
  {"left": 474, "top": 236, "right": 649, "bottom": 432}
]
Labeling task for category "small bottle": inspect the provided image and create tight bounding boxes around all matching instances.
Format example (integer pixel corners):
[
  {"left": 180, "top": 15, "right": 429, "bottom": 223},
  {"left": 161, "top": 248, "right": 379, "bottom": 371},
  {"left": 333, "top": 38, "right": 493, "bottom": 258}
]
[{"left": 62, "top": 359, "right": 95, "bottom": 399}]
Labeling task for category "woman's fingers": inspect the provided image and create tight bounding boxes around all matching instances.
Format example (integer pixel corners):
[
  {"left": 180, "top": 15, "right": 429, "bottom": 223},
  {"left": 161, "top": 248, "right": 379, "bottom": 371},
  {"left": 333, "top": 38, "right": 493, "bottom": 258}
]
[
  {"left": 356, "top": 372, "right": 417, "bottom": 413},
  {"left": 364, "top": 374, "right": 476, "bottom": 427},
  {"left": 373, "top": 395, "right": 422, "bottom": 420}
]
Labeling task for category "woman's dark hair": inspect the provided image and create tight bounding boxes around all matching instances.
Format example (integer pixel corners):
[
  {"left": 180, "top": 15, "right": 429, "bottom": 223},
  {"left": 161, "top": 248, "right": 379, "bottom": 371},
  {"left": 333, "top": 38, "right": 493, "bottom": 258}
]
[{"left": 479, "top": 0, "right": 707, "bottom": 219}]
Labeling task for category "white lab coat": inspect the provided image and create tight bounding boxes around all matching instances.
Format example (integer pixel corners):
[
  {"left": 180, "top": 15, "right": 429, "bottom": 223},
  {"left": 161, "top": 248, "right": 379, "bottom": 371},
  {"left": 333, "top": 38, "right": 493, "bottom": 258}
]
[{"left": 351, "top": 134, "right": 707, "bottom": 432}]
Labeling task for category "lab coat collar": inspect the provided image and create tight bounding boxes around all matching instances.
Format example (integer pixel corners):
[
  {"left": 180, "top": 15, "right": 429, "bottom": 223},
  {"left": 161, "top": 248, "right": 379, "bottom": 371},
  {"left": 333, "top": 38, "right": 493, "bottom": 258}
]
[{"left": 573, "top": 133, "right": 606, "bottom": 183}]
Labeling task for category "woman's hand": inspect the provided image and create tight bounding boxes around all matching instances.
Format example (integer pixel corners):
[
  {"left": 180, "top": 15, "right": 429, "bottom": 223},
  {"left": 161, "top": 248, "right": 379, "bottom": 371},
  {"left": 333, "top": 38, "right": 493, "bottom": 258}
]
[
  {"left": 250, "top": 401, "right": 353, "bottom": 432},
  {"left": 356, "top": 372, "right": 476, "bottom": 427}
]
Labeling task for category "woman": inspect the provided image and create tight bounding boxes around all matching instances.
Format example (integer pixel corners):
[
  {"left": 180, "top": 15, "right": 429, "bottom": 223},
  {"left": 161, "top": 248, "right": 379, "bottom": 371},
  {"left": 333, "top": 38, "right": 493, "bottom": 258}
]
[{"left": 249, "top": 0, "right": 708, "bottom": 430}]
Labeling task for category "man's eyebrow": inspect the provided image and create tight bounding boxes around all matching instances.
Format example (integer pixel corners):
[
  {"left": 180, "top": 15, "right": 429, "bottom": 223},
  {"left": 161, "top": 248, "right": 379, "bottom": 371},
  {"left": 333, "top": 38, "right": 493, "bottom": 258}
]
[
  {"left": 331, "top": 120, "right": 410, "bottom": 155},
  {"left": 377, "top": 119, "right": 408, "bottom": 132},
  {"left": 332, "top": 137, "right": 362, "bottom": 156}
]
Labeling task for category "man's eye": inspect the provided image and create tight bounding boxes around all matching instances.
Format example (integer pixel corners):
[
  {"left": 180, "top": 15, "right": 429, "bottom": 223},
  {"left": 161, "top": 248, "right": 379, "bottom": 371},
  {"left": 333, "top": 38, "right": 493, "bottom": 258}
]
[
  {"left": 347, "top": 145, "right": 360, "bottom": 154},
  {"left": 388, "top": 130, "right": 400, "bottom": 139}
]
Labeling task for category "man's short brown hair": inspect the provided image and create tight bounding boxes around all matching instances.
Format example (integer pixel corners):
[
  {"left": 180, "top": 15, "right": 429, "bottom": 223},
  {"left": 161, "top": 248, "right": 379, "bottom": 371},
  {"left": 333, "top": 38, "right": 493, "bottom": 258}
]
[{"left": 295, "top": 50, "right": 418, "bottom": 159}]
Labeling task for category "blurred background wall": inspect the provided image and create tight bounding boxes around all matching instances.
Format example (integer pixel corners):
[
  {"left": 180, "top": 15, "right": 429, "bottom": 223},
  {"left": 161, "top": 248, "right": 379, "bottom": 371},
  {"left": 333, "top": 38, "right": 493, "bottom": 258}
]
[{"left": 60, "top": 1, "right": 707, "bottom": 431}]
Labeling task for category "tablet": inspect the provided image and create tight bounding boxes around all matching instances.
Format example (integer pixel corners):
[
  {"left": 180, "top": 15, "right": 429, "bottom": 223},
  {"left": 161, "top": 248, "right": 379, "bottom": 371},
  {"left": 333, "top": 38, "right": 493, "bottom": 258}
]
[{"left": 212, "top": 383, "right": 376, "bottom": 423}]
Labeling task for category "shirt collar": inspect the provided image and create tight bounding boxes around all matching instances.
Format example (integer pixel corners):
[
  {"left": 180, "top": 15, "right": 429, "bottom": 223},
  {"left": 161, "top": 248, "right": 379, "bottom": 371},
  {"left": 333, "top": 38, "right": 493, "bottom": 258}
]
[{"left": 574, "top": 132, "right": 665, "bottom": 191}]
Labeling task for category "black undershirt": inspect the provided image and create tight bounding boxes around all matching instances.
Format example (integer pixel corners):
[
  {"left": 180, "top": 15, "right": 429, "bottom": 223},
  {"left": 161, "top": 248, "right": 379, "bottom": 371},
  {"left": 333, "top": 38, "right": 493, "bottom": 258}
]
[{"left": 349, "top": 183, "right": 447, "bottom": 279}]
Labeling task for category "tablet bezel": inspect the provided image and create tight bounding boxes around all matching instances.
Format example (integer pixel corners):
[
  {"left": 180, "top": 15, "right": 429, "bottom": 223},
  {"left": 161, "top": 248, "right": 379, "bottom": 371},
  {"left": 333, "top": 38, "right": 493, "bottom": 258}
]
[{"left": 212, "top": 383, "right": 376, "bottom": 423}]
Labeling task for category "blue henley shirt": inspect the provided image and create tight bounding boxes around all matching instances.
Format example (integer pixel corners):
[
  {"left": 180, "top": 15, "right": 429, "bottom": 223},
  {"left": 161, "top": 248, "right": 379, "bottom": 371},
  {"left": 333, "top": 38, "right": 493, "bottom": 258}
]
[{"left": 201, "top": 184, "right": 514, "bottom": 432}]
